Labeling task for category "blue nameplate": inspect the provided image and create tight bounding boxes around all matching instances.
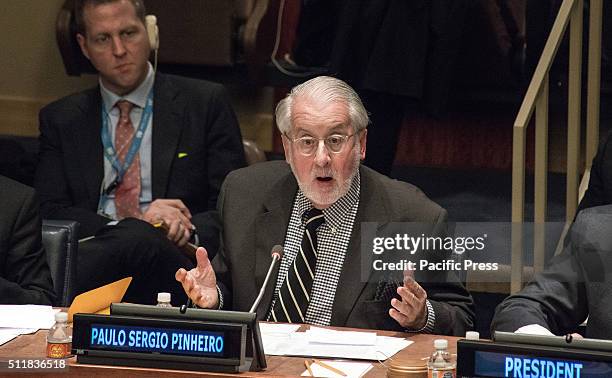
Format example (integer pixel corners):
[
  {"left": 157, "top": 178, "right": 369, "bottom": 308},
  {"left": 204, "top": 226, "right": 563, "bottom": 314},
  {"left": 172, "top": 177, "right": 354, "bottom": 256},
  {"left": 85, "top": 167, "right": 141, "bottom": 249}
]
[
  {"left": 89, "top": 324, "right": 226, "bottom": 356},
  {"left": 458, "top": 339, "right": 612, "bottom": 377},
  {"left": 72, "top": 312, "right": 247, "bottom": 373}
]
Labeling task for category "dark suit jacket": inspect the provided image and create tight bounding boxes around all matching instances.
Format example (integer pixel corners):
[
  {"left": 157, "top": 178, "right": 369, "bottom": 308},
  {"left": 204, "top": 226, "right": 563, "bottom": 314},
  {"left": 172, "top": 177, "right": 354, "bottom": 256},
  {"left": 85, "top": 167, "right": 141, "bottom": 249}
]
[
  {"left": 212, "top": 161, "right": 474, "bottom": 335},
  {"left": 0, "top": 175, "right": 55, "bottom": 305},
  {"left": 577, "top": 130, "right": 612, "bottom": 214},
  {"left": 35, "top": 73, "right": 246, "bottom": 254},
  {"left": 492, "top": 205, "right": 612, "bottom": 339}
]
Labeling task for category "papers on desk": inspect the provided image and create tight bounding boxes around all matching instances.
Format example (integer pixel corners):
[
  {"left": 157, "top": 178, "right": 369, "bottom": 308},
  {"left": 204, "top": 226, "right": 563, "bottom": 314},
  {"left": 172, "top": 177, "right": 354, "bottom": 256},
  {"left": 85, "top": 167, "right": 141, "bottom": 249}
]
[
  {"left": 0, "top": 305, "right": 60, "bottom": 345},
  {"left": 260, "top": 324, "right": 413, "bottom": 361},
  {"left": 306, "top": 327, "right": 378, "bottom": 346},
  {"left": 259, "top": 322, "right": 301, "bottom": 335},
  {"left": 0, "top": 305, "right": 59, "bottom": 329},
  {"left": 0, "top": 328, "right": 37, "bottom": 346}
]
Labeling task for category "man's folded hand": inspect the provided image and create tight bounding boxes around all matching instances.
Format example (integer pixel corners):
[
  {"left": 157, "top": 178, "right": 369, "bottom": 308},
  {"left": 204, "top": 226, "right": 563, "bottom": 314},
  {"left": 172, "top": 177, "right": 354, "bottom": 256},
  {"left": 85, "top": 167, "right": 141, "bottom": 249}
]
[{"left": 142, "top": 199, "right": 193, "bottom": 245}]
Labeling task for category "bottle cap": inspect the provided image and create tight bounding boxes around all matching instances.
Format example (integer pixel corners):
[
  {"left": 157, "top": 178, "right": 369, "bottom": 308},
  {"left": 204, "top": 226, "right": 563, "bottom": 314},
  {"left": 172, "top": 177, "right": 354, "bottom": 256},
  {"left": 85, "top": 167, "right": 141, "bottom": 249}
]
[
  {"left": 434, "top": 339, "right": 448, "bottom": 349},
  {"left": 55, "top": 312, "right": 68, "bottom": 322},
  {"left": 465, "top": 331, "right": 480, "bottom": 340},
  {"left": 157, "top": 292, "right": 171, "bottom": 302}
]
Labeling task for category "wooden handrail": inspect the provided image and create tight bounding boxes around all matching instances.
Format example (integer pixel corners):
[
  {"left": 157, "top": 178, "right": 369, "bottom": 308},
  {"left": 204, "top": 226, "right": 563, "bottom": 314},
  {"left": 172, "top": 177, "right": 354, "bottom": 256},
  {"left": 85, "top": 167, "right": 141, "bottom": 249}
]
[
  {"left": 510, "top": 0, "right": 603, "bottom": 293},
  {"left": 511, "top": 0, "right": 580, "bottom": 294},
  {"left": 586, "top": 0, "right": 603, "bottom": 167},
  {"left": 512, "top": 0, "right": 576, "bottom": 132}
]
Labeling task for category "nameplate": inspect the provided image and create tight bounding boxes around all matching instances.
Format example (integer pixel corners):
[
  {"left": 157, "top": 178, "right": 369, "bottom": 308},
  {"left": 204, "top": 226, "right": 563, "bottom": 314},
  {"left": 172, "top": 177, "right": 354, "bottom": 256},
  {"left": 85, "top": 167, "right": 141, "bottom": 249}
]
[
  {"left": 72, "top": 313, "right": 246, "bottom": 372},
  {"left": 457, "top": 339, "right": 612, "bottom": 378},
  {"left": 88, "top": 323, "right": 226, "bottom": 356}
]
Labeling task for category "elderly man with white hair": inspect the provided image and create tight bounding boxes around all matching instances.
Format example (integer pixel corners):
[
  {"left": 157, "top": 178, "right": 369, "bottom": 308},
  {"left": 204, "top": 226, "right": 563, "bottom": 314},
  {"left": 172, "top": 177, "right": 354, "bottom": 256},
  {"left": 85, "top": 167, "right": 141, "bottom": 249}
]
[{"left": 176, "top": 76, "right": 474, "bottom": 334}]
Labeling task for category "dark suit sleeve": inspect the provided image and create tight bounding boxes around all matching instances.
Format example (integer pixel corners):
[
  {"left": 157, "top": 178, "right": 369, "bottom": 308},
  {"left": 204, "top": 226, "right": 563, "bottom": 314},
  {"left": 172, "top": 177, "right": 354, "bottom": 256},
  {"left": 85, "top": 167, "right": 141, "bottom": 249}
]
[
  {"left": 210, "top": 171, "right": 233, "bottom": 308},
  {"left": 491, "top": 220, "right": 589, "bottom": 335},
  {"left": 577, "top": 130, "right": 612, "bottom": 214},
  {"left": 421, "top": 209, "right": 475, "bottom": 336},
  {"left": 0, "top": 185, "right": 55, "bottom": 305},
  {"left": 36, "top": 107, "right": 109, "bottom": 237},
  {"left": 190, "top": 84, "right": 246, "bottom": 257}
]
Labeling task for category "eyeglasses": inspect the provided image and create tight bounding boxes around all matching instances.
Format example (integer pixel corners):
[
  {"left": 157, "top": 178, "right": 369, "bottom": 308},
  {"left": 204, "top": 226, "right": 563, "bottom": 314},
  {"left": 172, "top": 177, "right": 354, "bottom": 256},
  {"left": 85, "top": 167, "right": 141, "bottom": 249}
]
[{"left": 285, "top": 133, "right": 358, "bottom": 156}]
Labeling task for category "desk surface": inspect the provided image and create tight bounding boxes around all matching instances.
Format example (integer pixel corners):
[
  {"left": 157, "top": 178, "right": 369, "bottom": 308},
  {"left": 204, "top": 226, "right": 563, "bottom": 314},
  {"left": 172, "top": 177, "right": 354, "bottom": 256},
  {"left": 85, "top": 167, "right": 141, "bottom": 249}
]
[{"left": 0, "top": 326, "right": 459, "bottom": 377}]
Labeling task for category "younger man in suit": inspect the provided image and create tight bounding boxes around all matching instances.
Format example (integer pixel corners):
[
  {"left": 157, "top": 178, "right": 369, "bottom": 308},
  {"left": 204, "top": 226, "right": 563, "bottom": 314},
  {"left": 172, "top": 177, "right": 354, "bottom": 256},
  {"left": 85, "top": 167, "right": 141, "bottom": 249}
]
[{"left": 35, "top": 0, "right": 245, "bottom": 305}]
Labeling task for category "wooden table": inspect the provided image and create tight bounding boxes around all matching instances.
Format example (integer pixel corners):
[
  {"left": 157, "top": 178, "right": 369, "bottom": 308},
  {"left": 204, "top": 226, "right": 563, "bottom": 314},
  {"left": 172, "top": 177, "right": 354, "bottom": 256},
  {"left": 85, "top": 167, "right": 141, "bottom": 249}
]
[{"left": 0, "top": 326, "right": 458, "bottom": 377}]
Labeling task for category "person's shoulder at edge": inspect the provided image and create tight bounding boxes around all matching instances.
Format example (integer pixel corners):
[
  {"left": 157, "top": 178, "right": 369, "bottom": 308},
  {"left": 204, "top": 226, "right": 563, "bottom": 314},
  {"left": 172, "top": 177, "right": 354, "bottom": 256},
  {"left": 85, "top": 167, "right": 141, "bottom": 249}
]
[
  {"left": 0, "top": 174, "right": 32, "bottom": 196},
  {"left": 0, "top": 175, "right": 56, "bottom": 305}
]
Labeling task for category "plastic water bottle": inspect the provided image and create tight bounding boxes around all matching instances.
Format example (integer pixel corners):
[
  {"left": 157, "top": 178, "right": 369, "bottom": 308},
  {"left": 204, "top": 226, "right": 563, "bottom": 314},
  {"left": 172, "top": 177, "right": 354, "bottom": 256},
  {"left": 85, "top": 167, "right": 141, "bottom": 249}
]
[
  {"left": 47, "top": 312, "right": 72, "bottom": 358},
  {"left": 427, "top": 339, "right": 455, "bottom": 378},
  {"left": 156, "top": 292, "right": 172, "bottom": 307}
]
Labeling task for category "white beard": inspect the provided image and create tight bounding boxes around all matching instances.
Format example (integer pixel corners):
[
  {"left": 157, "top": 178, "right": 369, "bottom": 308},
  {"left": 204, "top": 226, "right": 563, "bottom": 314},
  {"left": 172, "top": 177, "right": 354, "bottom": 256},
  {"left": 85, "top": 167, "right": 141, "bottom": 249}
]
[{"left": 290, "top": 144, "right": 361, "bottom": 208}]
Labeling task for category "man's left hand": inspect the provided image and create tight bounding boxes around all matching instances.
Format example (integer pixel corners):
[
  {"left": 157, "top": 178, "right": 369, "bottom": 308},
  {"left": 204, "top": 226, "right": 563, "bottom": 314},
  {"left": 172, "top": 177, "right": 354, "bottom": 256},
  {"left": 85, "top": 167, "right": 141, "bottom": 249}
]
[
  {"left": 175, "top": 247, "right": 218, "bottom": 308},
  {"left": 389, "top": 276, "right": 428, "bottom": 330}
]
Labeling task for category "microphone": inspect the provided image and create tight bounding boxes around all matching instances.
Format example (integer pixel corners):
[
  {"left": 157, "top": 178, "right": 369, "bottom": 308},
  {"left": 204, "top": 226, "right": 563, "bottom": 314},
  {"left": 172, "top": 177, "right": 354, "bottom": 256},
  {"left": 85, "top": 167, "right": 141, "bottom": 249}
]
[{"left": 249, "top": 245, "right": 283, "bottom": 313}]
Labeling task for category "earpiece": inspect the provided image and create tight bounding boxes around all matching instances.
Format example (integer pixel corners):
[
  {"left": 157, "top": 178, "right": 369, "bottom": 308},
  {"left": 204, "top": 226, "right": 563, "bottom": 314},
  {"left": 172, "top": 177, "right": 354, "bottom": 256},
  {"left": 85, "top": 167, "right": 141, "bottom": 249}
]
[
  {"left": 145, "top": 15, "right": 159, "bottom": 51},
  {"left": 145, "top": 14, "right": 159, "bottom": 72}
]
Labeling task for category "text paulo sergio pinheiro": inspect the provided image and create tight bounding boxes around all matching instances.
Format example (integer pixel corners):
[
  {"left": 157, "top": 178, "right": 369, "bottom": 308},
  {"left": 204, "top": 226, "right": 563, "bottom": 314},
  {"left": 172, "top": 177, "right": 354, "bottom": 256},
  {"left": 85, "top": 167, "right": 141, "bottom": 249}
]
[{"left": 371, "top": 234, "right": 498, "bottom": 272}]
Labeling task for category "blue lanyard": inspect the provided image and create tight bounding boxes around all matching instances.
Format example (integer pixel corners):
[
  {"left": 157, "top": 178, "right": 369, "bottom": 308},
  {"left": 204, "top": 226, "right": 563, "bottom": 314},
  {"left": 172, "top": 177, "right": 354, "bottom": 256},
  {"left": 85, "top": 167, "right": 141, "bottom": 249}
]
[{"left": 101, "top": 90, "right": 153, "bottom": 190}]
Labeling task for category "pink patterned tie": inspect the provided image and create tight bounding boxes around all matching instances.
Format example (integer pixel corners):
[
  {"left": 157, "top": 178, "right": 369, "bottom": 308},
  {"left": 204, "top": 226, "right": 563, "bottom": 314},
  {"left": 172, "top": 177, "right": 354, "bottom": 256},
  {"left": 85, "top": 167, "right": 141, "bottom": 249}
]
[{"left": 113, "top": 100, "right": 142, "bottom": 219}]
